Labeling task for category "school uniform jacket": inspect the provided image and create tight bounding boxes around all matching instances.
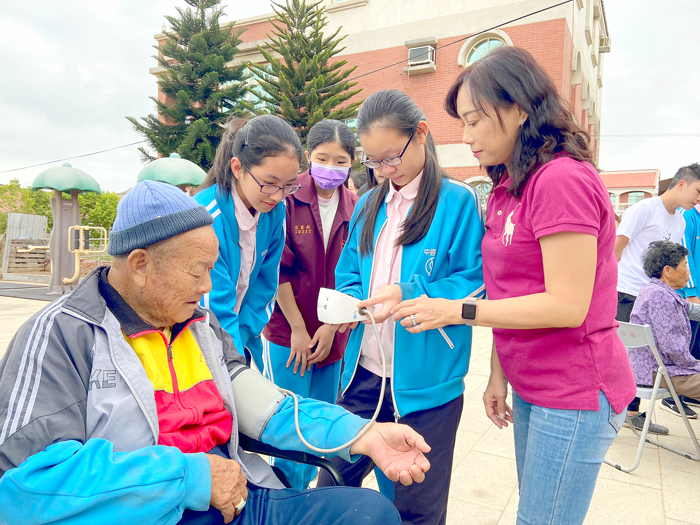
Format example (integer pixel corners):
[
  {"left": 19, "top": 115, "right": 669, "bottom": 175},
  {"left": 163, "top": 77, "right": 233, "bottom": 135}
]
[
  {"left": 680, "top": 206, "right": 700, "bottom": 299},
  {"left": 263, "top": 171, "right": 358, "bottom": 367},
  {"left": 335, "top": 178, "right": 486, "bottom": 419},
  {"left": 194, "top": 184, "right": 286, "bottom": 362}
]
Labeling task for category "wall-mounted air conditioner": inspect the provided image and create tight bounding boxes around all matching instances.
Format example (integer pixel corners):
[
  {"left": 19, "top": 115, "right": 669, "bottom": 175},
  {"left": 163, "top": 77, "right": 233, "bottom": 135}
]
[{"left": 408, "top": 45, "right": 436, "bottom": 67}]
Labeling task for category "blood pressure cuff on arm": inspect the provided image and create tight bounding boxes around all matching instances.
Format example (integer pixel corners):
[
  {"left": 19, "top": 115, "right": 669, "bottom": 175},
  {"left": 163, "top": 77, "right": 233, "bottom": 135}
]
[{"left": 230, "top": 366, "right": 287, "bottom": 440}]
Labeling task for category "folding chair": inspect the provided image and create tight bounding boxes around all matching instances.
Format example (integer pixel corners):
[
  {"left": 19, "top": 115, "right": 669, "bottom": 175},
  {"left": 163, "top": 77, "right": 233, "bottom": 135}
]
[{"left": 605, "top": 322, "right": 700, "bottom": 473}]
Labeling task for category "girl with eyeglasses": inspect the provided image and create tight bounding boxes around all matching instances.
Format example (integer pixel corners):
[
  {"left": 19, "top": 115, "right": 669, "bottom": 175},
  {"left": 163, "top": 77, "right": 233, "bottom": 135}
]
[
  {"left": 195, "top": 115, "right": 303, "bottom": 371},
  {"left": 315, "top": 90, "right": 485, "bottom": 525},
  {"left": 261, "top": 119, "right": 359, "bottom": 489}
]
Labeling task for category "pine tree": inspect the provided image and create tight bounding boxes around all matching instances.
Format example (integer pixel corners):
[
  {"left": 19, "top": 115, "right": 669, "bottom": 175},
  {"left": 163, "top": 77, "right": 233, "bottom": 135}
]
[
  {"left": 127, "top": 0, "right": 250, "bottom": 171},
  {"left": 249, "top": 0, "right": 362, "bottom": 146}
]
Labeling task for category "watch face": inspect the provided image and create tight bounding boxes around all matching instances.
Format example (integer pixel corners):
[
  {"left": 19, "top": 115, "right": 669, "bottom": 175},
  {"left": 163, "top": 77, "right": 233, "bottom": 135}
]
[{"left": 462, "top": 302, "right": 477, "bottom": 320}]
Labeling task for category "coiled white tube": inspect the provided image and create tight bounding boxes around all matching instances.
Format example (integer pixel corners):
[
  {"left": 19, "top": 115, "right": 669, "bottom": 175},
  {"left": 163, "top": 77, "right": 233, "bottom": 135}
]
[{"left": 278, "top": 307, "right": 387, "bottom": 454}]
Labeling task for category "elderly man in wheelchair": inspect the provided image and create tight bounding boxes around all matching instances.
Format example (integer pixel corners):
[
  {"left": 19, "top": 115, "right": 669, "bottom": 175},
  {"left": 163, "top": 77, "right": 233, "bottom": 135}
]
[{"left": 0, "top": 181, "right": 430, "bottom": 525}]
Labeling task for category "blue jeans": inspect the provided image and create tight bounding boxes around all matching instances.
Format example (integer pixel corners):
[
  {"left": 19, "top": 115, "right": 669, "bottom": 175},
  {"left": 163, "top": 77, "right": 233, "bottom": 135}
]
[
  {"left": 262, "top": 339, "right": 342, "bottom": 489},
  {"left": 512, "top": 390, "right": 624, "bottom": 525}
]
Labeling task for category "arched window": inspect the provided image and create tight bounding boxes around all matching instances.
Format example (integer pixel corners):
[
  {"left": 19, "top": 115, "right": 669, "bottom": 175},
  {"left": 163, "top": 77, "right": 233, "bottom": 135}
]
[
  {"left": 466, "top": 37, "right": 505, "bottom": 64},
  {"left": 609, "top": 193, "right": 616, "bottom": 204},
  {"left": 457, "top": 30, "right": 513, "bottom": 67},
  {"left": 627, "top": 192, "right": 646, "bottom": 204}
]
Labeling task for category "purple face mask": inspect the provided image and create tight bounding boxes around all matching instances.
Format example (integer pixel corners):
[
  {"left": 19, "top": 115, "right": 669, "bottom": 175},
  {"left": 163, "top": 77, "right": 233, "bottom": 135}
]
[{"left": 309, "top": 162, "right": 350, "bottom": 190}]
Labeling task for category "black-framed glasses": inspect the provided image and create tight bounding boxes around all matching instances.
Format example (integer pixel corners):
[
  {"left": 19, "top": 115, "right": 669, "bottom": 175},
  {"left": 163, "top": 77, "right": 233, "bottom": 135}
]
[
  {"left": 241, "top": 163, "right": 302, "bottom": 195},
  {"left": 360, "top": 131, "right": 415, "bottom": 169}
]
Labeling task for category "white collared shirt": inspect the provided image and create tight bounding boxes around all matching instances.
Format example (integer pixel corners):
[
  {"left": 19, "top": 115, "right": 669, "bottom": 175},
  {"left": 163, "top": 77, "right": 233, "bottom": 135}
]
[{"left": 231, "top": 183, "right": 261, "bottom": 314}]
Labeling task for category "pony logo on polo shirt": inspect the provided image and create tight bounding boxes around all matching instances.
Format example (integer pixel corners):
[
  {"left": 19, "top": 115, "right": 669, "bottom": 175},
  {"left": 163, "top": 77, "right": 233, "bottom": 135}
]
[{"left": 502, "top": 205, "right": 521, "bottom": 247}]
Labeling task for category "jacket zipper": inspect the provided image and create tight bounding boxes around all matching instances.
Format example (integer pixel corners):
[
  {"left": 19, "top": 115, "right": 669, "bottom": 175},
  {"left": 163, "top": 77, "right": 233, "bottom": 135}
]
[
  {"left": 341, "top": 217, "right": 402, "bottom": 422},
  {"left": 163, "top": 338, "right": 187, "bottom": 414},
  {"left": 419, "top": 294, "right": 455, "bottom": 349},
  {"left": 202, "top": 314, "right": 240, "bottom": 455},
  {"left": 162, "top": 335, "right": 204, "bottom": 453},
  {"left": 342, "top": 219, "right": 386, "bottom": 399}
]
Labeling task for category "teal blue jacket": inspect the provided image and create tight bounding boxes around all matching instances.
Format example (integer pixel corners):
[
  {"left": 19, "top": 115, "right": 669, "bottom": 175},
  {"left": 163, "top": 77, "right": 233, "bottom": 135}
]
[
  {"left": 335, "top": 178, "right": 486, "bottom": 418},
  {"left": 679, "top": 207, "right": 700, "bottom": 299},
  {"left": 194, "top": 185, "right": 286, "bottom": 362}
]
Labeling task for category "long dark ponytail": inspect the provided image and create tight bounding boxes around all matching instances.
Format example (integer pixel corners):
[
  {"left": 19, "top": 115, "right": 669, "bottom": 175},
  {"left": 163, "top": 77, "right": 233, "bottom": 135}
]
[
  {"left": 199, "top": 114, "right": 303, "bottom": 197},
  {"left": 357, "top": 90, "right": 446, "bottom": 257}
]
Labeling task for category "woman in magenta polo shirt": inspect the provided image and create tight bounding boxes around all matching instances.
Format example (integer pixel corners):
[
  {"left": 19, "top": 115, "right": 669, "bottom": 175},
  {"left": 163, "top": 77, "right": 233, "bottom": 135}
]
[{"left": 391, "top": 47, "right": 636, "bottom": 524}]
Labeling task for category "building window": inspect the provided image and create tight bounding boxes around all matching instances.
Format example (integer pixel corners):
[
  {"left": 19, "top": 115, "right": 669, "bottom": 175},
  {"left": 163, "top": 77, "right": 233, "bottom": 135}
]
[
  {"left": 627, "top": 192, "right": 646, "bottom": 204},
  {"left": 341, "top": 118, "right": 359, "bottom": 144},
  {"left": 245, "top": 82, "right": 266, "bottom": 112},
  {"left": 466, "top": 37, "right": 505, "bottom": 64},
  {"left": 609, "top": 193, "right": 616, "bottom": 204}
]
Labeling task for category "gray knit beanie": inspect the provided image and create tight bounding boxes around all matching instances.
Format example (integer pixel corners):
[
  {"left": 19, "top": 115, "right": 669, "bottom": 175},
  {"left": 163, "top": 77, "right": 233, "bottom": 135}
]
[{"left": 108, "top": 180, "right": 214, "bottom": 255}]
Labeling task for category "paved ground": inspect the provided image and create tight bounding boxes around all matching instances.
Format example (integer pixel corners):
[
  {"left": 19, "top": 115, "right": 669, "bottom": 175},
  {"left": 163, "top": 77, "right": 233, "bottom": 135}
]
[{"left": 1, "top": 296, "right": 698, "bottom": 524}]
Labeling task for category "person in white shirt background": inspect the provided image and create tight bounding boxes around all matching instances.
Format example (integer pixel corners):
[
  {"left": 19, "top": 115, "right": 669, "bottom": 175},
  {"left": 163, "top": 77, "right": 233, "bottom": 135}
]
[{"left": 615, "top": 163, "right": 700, "bottom": 430}]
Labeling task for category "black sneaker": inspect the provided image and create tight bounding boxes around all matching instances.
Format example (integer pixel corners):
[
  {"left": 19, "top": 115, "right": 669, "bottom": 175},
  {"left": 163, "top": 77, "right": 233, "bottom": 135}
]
[
  {"left": 661, "top": 397, "right": 698, "bottom": 419},
  {"left": 626, "top": 412, "right": 669, "bottom": 435},
  {"left": 680, "top": 395, "right": 700, "bottom": 408}
]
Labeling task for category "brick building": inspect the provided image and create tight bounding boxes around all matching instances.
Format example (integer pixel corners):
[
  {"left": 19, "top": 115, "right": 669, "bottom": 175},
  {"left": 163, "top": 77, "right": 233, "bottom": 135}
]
[{"left": 150, "top": 0, "right": 610, "bottom": 202}]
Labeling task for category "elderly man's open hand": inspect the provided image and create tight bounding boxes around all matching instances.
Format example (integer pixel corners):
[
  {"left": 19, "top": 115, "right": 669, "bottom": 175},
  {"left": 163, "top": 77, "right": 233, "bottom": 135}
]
[
  {"left": 207, "top": 454, "right": 248, "bottom": 524},
  {"left": 349, "top": 422, "right": 431, "bottom": 485}
]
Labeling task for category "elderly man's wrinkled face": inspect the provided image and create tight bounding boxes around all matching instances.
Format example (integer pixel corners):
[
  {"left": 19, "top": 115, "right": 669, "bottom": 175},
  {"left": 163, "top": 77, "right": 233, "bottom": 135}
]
[{"left": 143, "top": 226, "right": 219, "bottom": 327}]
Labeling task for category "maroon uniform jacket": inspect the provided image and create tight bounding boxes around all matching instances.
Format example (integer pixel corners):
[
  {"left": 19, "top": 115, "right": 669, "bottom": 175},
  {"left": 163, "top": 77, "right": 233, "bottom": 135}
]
[{"left": 263, "top": 171, "right": 359, "bottom": 367}]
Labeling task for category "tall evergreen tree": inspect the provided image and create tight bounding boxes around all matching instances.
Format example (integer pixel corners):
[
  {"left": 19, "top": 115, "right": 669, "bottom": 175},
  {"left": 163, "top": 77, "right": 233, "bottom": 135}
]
[
  {"left": 127, "top": 0, "right": 249, "bottom": 171},
  {"left": 249, "top": 0, "right": 362, "bottom": 146}
]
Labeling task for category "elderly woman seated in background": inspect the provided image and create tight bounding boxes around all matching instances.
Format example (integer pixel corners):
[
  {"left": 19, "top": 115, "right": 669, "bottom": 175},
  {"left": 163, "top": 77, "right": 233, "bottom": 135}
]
[{"left": 629, "top": 240, "right": 700, "bottom": 409}]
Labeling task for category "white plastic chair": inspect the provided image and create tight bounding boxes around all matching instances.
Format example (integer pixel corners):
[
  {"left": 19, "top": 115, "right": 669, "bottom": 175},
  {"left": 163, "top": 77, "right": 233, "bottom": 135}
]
[{"left": 605, "top": 322, "right": 700, "bottom": 473}]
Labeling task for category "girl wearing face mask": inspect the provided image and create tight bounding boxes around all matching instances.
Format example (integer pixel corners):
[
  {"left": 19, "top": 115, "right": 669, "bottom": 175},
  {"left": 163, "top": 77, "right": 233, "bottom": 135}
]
[
  {"left": 262, "top": 120, "right": 358, "bottom": 489},
  {"left": 316, "top": 91, "right": 485, "bottom": 525},
  {"left": 195, "top": 114, "right": 303, "bottom": 372}
]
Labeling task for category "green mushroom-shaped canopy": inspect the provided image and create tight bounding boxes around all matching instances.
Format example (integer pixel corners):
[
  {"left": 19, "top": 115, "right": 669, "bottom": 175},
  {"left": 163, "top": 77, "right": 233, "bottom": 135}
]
[
  {"left": 137, "top": 153, "right": 207, "bottom": 187},
  {"left": 32, "top": 162, "right": 101, "bottom": 194}
]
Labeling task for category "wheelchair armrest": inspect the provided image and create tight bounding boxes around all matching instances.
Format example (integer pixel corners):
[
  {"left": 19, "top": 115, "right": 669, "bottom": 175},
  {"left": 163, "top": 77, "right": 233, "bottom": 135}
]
[{"left": 238, "top": 434, "right": 345, "bottom": 487}]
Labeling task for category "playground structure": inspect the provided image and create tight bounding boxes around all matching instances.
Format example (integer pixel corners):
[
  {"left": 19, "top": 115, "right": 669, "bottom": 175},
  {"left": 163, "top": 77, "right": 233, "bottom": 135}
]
[
  {"left": 2, "top": 155, "right": 204, "bottom": 297},
  {"left": 63, "top": 225, "right": 108, "bottom": 285},
  {"left": 30, "top": 162, "right": 102, "bottom": 295},
  {"left": 137, "top": 152, "right": 207, "bottom": 189}
]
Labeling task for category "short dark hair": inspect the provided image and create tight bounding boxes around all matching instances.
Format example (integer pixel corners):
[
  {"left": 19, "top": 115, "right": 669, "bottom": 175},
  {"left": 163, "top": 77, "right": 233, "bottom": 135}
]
[
  {"left": 307, "top": 119, "right": 356, "bottom": 161},
  {"left": 642, "top": 241, "right": 689, "bottom": 279},
  {"left": 349, "top": 169, "right": 367, "bottom": 189},
  {"left": 667, "top": 163, "right": 700, "bottom": 190}
]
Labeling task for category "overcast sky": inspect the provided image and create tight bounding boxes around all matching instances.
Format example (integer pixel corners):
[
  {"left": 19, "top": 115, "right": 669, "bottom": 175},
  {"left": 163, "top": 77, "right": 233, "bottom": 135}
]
[{"left": 1, "top": 0, "right": 698, "bottom": 193}]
